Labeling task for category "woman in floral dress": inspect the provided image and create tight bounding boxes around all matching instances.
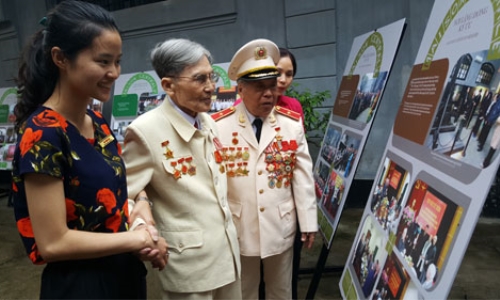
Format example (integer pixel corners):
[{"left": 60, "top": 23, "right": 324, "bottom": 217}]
[{"left": 12, "top": 1, "right": 167, "bottom": 298}]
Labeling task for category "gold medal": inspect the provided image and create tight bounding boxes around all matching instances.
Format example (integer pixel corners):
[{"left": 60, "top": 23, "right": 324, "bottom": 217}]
[
  {"left": 232, "top": 132, "right": 239, "bottom": 145},
  {"left": 162, "top": 140, "right": 174, "bottom": 159},
  {"left": 242, "top": 162, "right": 249, "bottom": 176},
  {"left": 268, "top": 178, "right": 276, "bottom": 189},
  {"left": 276, "top": 180, "right": 282, "bottom": 189},
  {"left": 242, "top": 147, "right": 250, "bottom": 161},
  {"left": 170, "top": 161, "right": 182, "bottom": 179},
  {"left": 227, "top": 163, "right": 236, "bottom": 177},
  {"left": 236, "top": 162, "right": 243, "bottom": 176}
]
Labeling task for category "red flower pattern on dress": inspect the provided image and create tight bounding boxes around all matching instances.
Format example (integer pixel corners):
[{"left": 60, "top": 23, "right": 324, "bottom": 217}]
[
  {"left": 29, "top": 244, "right": 44, "bottom": 265},
  {"left": 101, "top": 124, "right": 111, "bottom": 136},
  {"left": 19, "top": 128, "right": 43, "bottom": 157},
  {"left": 17, "top": 217, "right": 35, "bottom": 238},
  {"left": 33, "top": 110, "right": 68, "bottom": 131},
  {"left": 66, "top": 198, "right": 78, "bottom": 221},
  {"left": 70, "top": 177, "right": 80, "bottom": 187},
  {"left": 96, "top": 188, "right": 116, "bottom": 214},
  {"left": 117, "top": 142, "right": 122, "bottom": 156},
  {"left": 12, "top": 182, "right": 18, "bottom": 192},
  {"left": 122, "top": 198, "right": 130, "bottom": 220},
  {"left": 105, "top": 210, "right": 122, "bottom": 232},
  {"left": 94, "top": 111, "right": 103, "bottom": 119}
]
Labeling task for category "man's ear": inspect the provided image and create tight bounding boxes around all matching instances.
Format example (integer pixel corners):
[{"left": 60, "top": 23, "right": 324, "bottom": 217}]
[
  {"left": 161, "top": 77, "right": 175, "bottom": 97},
  {"left": 237, "top": 82, "right": 245, "bottom": 95},
  {"left": 51, "top": 47, "right": 67, "bottom": 69}
]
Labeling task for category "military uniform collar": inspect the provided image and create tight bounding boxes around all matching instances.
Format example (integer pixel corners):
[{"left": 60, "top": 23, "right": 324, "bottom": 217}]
[
  {"left": 161, "top": 95, "right": 199, "bottom": 142},
  {"left": 238, "top": 104, "right": 277, "bottom": 126}
]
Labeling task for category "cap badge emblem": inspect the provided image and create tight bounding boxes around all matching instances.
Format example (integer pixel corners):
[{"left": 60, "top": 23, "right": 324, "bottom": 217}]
[{"left": 254, "top": 46, "right": 267, "bottom": 60}]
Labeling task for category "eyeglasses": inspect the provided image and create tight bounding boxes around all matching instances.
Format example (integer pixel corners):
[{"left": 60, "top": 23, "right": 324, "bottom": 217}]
[{"left": 169, "top": 73, "right": 220, "bottom": 85}]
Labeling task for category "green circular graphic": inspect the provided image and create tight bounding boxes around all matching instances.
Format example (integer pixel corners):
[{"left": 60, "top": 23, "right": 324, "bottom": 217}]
[
  {"left": 0, "top": 88, "right": 17, "bottom": 104},
  {"left": 423, "top": 0, "right": 500, "bottom": 70},
  {"left": 122, "top": 73, "right": 158, "bottom": 95},
  {"left": 212, "top": 65, "right": 232, "bottom": 89},
  {"left": 349, "top": 31, "right": 384, "bottom": 78}
]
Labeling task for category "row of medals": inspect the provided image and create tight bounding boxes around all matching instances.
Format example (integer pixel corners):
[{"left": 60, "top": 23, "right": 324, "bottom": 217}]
[{"left": 214, "top": 138, "right": 297, "bottom": 189}]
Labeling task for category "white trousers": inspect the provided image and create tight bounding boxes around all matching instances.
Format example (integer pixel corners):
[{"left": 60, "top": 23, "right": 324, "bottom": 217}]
[{"left": 240, "top": 247, "right": 293, "bottom": 299}]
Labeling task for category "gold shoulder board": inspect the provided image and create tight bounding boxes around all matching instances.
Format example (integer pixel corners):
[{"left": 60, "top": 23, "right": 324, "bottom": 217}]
[{"left": 275, "top": 106, "right": 301, "bottom": 121}]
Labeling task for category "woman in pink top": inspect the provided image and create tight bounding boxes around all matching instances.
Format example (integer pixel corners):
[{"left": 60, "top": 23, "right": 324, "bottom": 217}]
[{"left": 234, "top": 48, "right": 305, "bottom": 126}]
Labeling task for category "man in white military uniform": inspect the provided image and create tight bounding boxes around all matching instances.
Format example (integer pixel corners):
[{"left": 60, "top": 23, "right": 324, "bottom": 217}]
[{"left": 212, "top": 39, "right": 317, "bottom": 299}]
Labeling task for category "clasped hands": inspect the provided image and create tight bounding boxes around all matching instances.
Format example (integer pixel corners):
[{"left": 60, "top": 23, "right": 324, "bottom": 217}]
[{"left": 130, "top": 199, "right": 169, "bottom": 270}]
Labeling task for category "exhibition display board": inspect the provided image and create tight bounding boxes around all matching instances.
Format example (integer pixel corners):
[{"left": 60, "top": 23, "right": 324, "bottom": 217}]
[
  {"left": 313, "top": 19, "right": 406, "bottom": 248},
  {"left": 0, "top": 87, "right": 18, "bottom": 170},
  {"left": 340, "top": 1, "right": 500, "bottom": 299}
]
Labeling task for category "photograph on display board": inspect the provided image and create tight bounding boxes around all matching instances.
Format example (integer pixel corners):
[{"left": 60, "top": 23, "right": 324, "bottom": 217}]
[
  {"left": 370, "top": 158, "right": 410, "bottom": 234},
  {"left": 313, "top": 160, "right": 331, "bottom": 200},
  {"left": 348, "top": 71, "right": 388, "bottom": 124},
  {"left": 0, "top": 127, "right": 6, "bottom": 144},
  {"left": 394, "top": 178, "right": 463, "bottom": 292},
  {"left": 350, "top": 215, "right": 388, "bottom": 299},
  {"left": 88, "top": 99, "right": 104, "bottom": 113},
  {"left": 318, "top": 169, "right": 345, "bottom": 221},
  {"left": 138, "top": 92, "right": 166, "bottom": 115},
  {"left": 0, "top": 144, "right": 16, "bottom": 162},
  {"left": 332, "top": 132, "right": 361, "bottom": 178},
  {"left": 210, "top": 86, "right": 237, "bottom": 113},
  {"left": 320, "top": 124, "right": 343, "bottom": 165},
  {"left": 423, "top": 49, "right": 500, "bottom": 169},
  {"left": 372, "top": 252, "right": 420, "bottom": 300},
  {"left": 210, "top": 63, "right": 238, "bottom": 114},
  {"left": 112, "top": 119, "right": 134, "bottom": 142}
]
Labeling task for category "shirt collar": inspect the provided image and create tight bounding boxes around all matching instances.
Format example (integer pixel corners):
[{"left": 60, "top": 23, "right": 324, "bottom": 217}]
[{"left": 168, "top": 97, "right": 200, "bottom": 128}]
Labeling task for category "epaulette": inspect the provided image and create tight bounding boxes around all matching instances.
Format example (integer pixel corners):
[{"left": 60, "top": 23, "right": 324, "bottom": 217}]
[
  {"left": 275, "top": 106, "right": 301, "bottom": 121},
  {"left": 211, "top": 106, "right": 236, "bottom": 121}
]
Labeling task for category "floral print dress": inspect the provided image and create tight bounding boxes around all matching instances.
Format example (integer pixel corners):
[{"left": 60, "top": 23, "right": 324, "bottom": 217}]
[{"left": 12, "top": 107, "right": 129, "bottom": 264}]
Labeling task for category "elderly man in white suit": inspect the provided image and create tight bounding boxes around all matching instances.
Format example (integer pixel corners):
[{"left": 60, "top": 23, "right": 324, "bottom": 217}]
[
  {"left": 122, "top": 38, "right": 241, "bottom": 300},
  {"left": 212, "top": 38, "right": 317, "bottom": 299}
]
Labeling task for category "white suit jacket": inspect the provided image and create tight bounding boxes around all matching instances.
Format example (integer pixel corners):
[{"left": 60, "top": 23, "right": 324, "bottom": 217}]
[
  {"left": 122, "top": 97, "right": 240, "bottom": 293},
  {"left": 213, "top": 104, "right": 317, "bottom": 258}
]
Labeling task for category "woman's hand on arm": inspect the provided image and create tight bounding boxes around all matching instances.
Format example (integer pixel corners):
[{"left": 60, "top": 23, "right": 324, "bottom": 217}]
[{"left": 130, "top": 191, "right": 159, "bottom": 241}]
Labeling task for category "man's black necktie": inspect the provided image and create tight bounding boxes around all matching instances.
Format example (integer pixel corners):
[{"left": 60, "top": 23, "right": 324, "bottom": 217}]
[{"left": 253, "top": 118, "right": 263, "bottom": 142}]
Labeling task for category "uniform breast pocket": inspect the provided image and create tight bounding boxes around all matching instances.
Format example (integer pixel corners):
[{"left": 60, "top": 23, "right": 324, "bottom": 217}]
[
  {"left": 161, "top": 230, "right": 203, "bottom": 254},
  {"left": 278, "top": 199, "right": 296, "bottom": 239}
]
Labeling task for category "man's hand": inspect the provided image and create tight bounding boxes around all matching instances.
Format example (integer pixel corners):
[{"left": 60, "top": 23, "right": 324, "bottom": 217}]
[{"left": 301, "top": 232, "right": 316, "bottom": 249}]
